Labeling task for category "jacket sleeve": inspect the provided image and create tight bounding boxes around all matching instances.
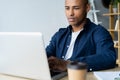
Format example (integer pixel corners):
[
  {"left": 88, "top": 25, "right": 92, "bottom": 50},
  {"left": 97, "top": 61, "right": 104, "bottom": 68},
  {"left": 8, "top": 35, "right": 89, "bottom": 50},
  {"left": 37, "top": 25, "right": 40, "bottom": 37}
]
[
  {"left": 76, "top": 27, "right": 117, "bottom": 71},
  {"left": 46, "top": 31, "right": 58, "bottom": 57}
]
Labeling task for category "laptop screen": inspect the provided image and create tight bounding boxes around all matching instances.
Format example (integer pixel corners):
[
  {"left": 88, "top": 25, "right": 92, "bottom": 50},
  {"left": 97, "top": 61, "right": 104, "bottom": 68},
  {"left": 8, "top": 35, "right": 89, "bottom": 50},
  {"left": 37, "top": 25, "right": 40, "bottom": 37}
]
[{"left": 0, "top": 32, "right": 51, "bottom": 80}]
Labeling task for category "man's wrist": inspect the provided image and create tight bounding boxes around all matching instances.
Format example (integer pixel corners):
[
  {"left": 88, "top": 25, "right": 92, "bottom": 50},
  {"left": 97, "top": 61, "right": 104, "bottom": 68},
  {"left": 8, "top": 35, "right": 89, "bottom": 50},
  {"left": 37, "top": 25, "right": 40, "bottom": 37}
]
[{"left": 66, "top": 60, "right": 72, "bottom": 64}]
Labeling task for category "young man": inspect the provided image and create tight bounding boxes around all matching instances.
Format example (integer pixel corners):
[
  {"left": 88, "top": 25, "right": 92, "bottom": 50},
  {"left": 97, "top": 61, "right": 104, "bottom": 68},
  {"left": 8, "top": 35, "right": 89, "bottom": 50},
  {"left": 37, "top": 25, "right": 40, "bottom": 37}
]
[{"left": 46, "top": 0, "right": 116, "bottom": 72}]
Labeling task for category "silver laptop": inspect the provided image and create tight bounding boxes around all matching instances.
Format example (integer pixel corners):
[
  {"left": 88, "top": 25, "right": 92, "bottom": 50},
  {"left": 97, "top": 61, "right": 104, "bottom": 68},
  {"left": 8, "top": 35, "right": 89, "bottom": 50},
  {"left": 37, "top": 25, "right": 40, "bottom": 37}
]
[{"left": 0, "top": 32, "right": 67, "bottom": 80}]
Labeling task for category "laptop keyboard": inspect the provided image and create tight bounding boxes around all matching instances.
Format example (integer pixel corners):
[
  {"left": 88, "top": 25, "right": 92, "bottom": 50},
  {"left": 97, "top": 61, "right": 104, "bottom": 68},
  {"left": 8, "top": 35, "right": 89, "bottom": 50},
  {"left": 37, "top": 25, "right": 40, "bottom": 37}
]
[{"left": 50, "top": 70, "right": 67, "bottom": 80}]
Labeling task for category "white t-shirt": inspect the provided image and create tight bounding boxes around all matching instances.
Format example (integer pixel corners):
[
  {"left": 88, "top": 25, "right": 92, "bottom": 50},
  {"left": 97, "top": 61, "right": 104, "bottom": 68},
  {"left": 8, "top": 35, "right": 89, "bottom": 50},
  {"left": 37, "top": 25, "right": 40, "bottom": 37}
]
[{"left": 64, "top": 29, "right": 83, "bottom": 60}]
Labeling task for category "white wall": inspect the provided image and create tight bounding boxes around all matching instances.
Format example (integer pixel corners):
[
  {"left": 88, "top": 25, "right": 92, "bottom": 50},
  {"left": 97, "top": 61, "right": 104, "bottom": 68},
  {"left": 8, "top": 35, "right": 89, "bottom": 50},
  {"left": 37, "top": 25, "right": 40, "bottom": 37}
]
[{"left": 0, "top": 0, "right": 68, "bottom": 46}]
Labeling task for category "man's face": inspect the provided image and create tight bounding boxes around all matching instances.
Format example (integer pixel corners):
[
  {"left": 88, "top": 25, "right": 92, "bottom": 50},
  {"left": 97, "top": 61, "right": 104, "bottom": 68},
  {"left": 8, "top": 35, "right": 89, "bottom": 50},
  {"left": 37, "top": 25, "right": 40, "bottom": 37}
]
[{"left": 65, "top": 0, "right": 90, "bottom": 27}]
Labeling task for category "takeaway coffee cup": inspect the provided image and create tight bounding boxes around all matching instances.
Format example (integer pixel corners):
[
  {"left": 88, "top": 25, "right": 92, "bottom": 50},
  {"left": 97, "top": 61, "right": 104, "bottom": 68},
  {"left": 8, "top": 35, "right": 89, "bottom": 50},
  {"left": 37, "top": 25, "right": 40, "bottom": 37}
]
[{"left": 67, "top": 61, "right": 87, "bottom": 80}]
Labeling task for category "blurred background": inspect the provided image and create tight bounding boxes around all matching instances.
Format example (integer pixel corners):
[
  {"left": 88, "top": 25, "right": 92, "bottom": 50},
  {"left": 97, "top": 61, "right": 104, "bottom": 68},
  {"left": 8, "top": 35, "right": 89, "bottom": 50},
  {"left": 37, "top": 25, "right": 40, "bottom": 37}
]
[{"left": 0, "top": 0, "right": 109, "bottom": 46}]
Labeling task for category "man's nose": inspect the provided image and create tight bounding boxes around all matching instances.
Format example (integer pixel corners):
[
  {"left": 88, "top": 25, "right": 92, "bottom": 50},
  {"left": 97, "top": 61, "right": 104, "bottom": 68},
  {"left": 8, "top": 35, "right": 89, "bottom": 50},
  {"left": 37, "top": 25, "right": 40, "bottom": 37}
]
[{"left": 69, "top": 9, "right": 74, "bottom": 16}]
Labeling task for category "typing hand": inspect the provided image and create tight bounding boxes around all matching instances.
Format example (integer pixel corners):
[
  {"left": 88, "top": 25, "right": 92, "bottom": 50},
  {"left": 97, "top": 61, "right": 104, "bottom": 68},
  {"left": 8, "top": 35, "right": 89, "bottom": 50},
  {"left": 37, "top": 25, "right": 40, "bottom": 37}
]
[{"left": 48, "top": 56, "right": 68, "bottom": 72}]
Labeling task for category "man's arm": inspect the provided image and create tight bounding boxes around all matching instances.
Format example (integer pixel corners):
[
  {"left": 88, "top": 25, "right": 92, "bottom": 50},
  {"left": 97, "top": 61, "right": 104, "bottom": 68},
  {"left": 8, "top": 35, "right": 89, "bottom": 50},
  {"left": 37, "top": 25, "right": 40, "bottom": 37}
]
[
  {"left": 46, "top": 32, "right": 58, "bottom": 57},
  {"left": 75, "top": 26, "right": 117, "bottom": 71}
]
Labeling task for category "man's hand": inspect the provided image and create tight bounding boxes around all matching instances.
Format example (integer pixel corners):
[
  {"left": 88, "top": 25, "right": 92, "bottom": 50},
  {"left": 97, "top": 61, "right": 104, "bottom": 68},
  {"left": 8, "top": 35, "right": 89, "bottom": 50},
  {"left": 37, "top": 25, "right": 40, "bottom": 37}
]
[{"left": 48, "top": 56, "right": 69, "bottom": 72}]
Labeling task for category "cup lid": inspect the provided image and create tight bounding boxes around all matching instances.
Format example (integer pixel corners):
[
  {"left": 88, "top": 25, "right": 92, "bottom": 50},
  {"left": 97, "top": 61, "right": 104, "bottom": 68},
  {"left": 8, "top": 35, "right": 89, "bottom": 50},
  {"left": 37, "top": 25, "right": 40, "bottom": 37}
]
[{"left": 67, "top": 61, "right": 87, "bottom": 70}]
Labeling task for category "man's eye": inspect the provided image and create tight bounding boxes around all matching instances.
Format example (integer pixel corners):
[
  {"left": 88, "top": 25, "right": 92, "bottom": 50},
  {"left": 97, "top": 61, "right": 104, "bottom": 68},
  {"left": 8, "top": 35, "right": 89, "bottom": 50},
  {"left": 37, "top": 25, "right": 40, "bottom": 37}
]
[
  {"left": 65, "top": 7, "right": 69, "bottom": 10},
  {"left": 74, "top": 7, "right": 79, "bottom": 9}
]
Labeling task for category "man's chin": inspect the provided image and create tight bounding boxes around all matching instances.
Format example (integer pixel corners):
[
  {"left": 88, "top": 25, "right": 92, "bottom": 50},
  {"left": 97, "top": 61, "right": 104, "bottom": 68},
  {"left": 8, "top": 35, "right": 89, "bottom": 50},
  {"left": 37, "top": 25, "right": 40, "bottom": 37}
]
[
  {"left": 69, "top": 23, "right": 78, "bottom": 27},
  {"left": 69, "top": 22, "right": 76, "bottom": 26}
]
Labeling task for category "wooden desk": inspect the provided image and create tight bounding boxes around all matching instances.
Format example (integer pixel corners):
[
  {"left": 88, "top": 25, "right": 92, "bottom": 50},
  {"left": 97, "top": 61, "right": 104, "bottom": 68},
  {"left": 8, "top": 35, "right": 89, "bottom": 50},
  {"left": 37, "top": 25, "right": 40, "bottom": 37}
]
[
  {"left": 60, "top": 67, "right": 120, "bottom": 80},
  {"left": 0, "top": 67, "right": 120, "bottom": 80},
  {"left": 60, "top": 72, "right": 97, "bottom": 80}
]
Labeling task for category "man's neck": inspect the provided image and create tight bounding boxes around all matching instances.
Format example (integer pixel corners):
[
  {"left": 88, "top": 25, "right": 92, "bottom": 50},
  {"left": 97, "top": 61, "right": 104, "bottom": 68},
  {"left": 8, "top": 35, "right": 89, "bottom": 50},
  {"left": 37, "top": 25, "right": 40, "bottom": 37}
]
[
  {"left": 72, "top": 19, "right": 86, "bottom": 32},
  {"left": 72, "top": 26, "right": 83, "bottom": 32}
]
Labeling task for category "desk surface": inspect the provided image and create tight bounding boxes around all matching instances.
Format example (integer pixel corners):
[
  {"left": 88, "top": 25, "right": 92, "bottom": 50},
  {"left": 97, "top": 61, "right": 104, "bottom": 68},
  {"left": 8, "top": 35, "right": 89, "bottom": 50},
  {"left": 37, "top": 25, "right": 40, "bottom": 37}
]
[
  {"left": 0, "top": 67, "right": 120, "bottom": 80},
  {"left": 61, "top": 67, "right": 120, "bottom": 80}
]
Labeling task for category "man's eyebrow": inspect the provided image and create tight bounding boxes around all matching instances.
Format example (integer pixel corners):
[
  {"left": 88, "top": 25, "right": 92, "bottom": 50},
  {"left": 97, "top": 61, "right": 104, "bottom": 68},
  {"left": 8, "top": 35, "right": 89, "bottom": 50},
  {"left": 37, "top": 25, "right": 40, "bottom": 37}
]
[
  {"left": 73, "top": 6, "right": 80, "bottom": 7},
  {"left": 65, "top": 6, "right": 79, "bottom": 7}
]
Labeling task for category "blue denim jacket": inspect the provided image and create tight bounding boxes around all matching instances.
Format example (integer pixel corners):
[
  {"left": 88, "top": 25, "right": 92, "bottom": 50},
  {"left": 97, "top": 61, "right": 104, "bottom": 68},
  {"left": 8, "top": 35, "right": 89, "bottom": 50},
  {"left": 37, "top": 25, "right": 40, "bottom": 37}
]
[{"left": 46, "top": 18, "right": 116, "bottom": 71}]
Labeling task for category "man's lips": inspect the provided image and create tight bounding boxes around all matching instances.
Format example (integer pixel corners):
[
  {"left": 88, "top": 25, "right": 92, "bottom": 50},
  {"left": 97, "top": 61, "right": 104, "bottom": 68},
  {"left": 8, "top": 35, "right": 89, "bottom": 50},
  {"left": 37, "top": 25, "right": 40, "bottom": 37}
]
[{"left": 68, "top": 18, "right": 75, "bottom": 22}]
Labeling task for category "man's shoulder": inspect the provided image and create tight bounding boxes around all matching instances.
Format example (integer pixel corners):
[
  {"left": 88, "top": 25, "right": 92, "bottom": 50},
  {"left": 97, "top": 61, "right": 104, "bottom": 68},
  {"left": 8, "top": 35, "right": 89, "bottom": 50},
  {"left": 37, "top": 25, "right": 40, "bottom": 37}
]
[
  {"left": 88, "top": 22, "right": 108, "bottom": 32},
  {"left": 93, "top": 24, "right": 108, "bottom": 33},
  {"left": 85, "top": 19, "right": 106, "bottom": 32},
  {"left": 59, "top": 28, "right": 66, "bottom": 31},
  {"left": 58, "top": 26, "right": 70, "bottom": 33},
  {"left": 52, "top": 26, "right": 70, "bottom": 38}
]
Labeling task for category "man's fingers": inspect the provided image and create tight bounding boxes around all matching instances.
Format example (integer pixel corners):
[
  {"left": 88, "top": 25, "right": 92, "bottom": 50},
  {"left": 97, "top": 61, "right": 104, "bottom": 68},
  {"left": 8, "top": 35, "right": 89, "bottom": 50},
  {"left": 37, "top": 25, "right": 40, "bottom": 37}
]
[{"left": 48, "top": 56, "right": 56, "bottom": 60}]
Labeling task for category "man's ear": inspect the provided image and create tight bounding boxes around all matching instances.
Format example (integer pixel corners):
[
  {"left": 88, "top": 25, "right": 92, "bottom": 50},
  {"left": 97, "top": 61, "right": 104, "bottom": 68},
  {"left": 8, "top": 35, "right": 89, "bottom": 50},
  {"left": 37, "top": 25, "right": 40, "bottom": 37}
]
[{"left": 86, "top": 3, "right": 90, "bottom": 12}]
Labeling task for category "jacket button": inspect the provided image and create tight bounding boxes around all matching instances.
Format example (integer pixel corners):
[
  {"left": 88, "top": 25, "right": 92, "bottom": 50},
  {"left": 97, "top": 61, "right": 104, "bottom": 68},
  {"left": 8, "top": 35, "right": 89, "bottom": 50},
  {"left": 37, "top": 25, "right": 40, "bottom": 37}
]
[
  {"left": 67, "top": 45, "right": 69, "bottom": 48},
  {"left": 62, "top": 56, "right": 64, "bottom": 58},
  {"left": 90, "top": 68, "right": 92, "bottom": 71}
]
